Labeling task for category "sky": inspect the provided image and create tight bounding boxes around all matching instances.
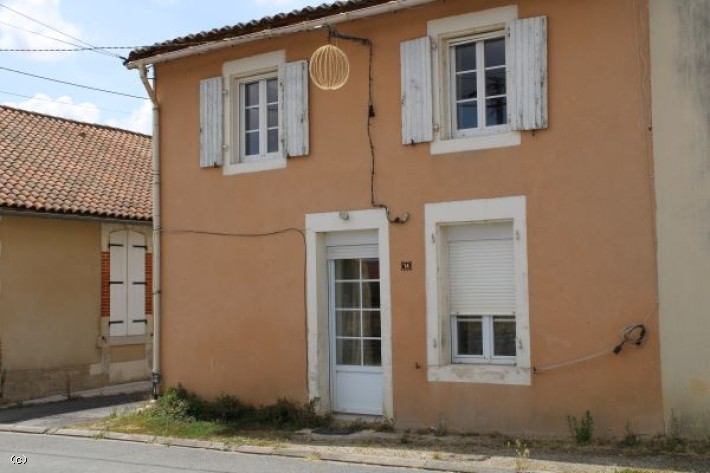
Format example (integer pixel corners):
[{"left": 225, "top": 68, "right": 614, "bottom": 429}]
[{"left": 0, "top": 0, "right": 328, "bottom": 134}]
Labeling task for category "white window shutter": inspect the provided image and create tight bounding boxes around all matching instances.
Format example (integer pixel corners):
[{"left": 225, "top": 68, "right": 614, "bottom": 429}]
[
  {"left": 127, "top": 231, "right": 147, "bottom": 336},
  {"left": 448, "top": 222, "right": 515, "bottom": 315},
  {"left": 109, "top": 231, "right": 128, "bottom": 337},
  {"left": 199, "top": 77, "right": 224, "bottom": 168},
  {"left": 400, "top": 36, "right": 433, "bottom": 145},
  {"left": 508, "top": 16, "right": 548, "bottom": 131},
  {"left": 280, "top": 60, "right": 309, "bottom": 157}
]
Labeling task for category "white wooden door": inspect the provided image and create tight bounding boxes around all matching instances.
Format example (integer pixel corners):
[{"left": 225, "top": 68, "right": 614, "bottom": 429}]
[
  {"left": 328, "top": 234, "right": 383, "bottom": 415},
  {"left": 109, "top": 230, "right": 147, "bottom": 337}
]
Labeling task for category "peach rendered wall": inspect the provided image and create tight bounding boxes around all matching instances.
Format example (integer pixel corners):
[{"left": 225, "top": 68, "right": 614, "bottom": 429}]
[{"left": 155, "top": 0, "right": 663, "bottom": 435}]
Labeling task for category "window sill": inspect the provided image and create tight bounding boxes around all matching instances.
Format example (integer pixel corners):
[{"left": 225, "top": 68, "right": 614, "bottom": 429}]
[
  {"left": 224, "top": 157, "right": 287, "bottom": 175},
  {"left": 431, "top": 130, "right": 520, "bottom": 155},
  {"left": 427, "top": 363, "right": 530, "bottom": 385},
  {"left": 109, "top": 335, "right": 151, "bottom": 346}
]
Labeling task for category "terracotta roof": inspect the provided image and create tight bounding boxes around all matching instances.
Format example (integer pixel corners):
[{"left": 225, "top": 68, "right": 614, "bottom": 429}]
[
  {"left": 126, "top": 0, "right": 393, "bottom": 64},
  {"left": 0, "top": 106, "right": 152, "bottom": 221}
]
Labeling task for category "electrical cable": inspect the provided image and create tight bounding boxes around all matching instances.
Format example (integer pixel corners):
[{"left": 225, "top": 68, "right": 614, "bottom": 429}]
[
  {"left": 0, "top": 89, "right": 135, "bottom": 115},
  {"left": 0, "top": 66, "right": 148, "bottom": 100},
  {"left": 0, "top": 1, "right": 123, "bottom": 59},
  {"left": 161, "top": 227, "right": 309, "bottom": 395},
  {"left": 328, "top": 27, "right": 409, "bottom": 224},
  {"left": 532, "top": 303, "right": 657, "bottom": 374},
  {"left": 0, "top": 18, "right": 118, "bottom": 58}
]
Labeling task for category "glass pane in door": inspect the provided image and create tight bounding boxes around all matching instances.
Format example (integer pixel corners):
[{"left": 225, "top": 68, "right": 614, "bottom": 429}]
[{"left": 333, "top": 258, "right": 381, "bottom": 367}]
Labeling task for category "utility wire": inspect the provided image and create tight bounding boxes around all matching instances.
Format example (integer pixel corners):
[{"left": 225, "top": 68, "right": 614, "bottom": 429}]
[
  {"left": 0, "top": 18, "right": 117, "bottom": 58},
  {"left": 0, "top": 89, "right": 135, "bottom": 115},
  {"left": 0, "top": 1, "right": 123, "bottom": 59},
  {"left": 0, "top": 66, "right": 148, "bottom": 100}
]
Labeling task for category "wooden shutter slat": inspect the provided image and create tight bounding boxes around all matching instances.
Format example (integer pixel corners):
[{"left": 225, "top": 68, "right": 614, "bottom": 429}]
[
  {"left": 281, "top": 60, "right": 309, "bottom": 157},
  {"left": 508, "top": 16, "right": 548, "bottom": 131},
  {"left": 400, "top": 36, "right": 433, "bottom": 145},
  {"left": 199, "top": 77, "right": 224, "bottom": 167}
]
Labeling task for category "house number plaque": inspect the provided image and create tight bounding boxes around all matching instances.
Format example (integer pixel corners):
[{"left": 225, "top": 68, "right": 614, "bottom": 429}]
[{"left": 400, "top": 261, "right": 413, "bottom": 271}]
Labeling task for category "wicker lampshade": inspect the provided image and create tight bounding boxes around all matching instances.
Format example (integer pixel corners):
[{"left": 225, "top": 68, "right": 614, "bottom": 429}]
[{"left": 309, "top": 44, "right": 350, "bottom": 91}]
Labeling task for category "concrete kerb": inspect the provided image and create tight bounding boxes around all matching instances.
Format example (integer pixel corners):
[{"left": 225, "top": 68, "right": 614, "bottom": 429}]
[{"left": 0, "top": 423, "right": 545, "bottom": 473}]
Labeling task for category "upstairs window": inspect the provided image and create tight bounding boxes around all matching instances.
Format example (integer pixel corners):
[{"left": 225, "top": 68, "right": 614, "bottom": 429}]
[
  {"left": 239, "top": 75, "right": 280, "bottom": 162},
  {"left": 400, "top": 7, "right": 547, "bottom": 154},
  {"left": 450, "top": 34, "right": 507, "bottom": 137},
  {"left": 199, "top": 50, "right": 309, "bottom": 174}
]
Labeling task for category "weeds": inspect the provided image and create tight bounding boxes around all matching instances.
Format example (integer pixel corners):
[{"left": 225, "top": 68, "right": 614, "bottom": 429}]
[
  {"left": 618, "top": 421, "right": 640, "bottom": 448},
  {"left": 567, "top": 410, "right": 594, "bottom": 444}
]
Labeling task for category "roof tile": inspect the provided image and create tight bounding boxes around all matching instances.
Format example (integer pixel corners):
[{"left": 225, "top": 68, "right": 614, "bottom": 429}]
[{"left": 0, "top": 106, "right": 152, "bottom": 221}]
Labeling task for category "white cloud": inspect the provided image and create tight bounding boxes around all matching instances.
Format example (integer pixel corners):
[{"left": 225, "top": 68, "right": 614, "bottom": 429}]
[
  {"left": 4, "top": 93, "right": 100, "bottom": 122},
  {"left": 0, "top": 0, "right": 83, "bottom": 62},
  {"left": 106, "top": 100, "right": 152, "bottom": 135}
]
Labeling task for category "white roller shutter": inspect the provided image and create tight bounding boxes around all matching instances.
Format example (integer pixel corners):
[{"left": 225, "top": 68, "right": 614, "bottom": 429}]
[{"left": 447, "top": 222, "right": 515, "bottom": 315}]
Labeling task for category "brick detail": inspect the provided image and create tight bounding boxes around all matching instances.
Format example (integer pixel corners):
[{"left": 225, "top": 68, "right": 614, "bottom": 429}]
[
  {"left": 145, "top": 252, "right": 153, "bottom": 316},
  {"left": 101, "top": 251, "right": 110, "bottom": 317}
]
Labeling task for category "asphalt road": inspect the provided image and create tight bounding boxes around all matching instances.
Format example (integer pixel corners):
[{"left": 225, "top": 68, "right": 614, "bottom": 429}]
[
  {"left": 0, "top": 432, "right": 413, "bottom": 473},
  {"left": 0, "top": 393, "right": 148, "bottom": 428}
]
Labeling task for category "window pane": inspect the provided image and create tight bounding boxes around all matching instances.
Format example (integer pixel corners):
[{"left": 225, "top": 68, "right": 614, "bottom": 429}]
[
  {"left": 362, "top": 311, "right": 381, "bottom": 337},
  {"left": 361, "top": 259, "right": 379, "bottom": 280},
  {"left": 245, "top": 108, "right": 259, "bottom": 131},
  {"left": 485, "top": 68, "right": 506, "bottom": 96},
  {"left": 486, "top": 97, "right": 507, "bottom": 126},
  {"left": 363, "top": 340, "right": 382, "bottom": 366},
  {"left": 456, "top": 317, "right": 483, "bottom": 356},
  {"left": 267, "top": 104, "right": 278, "bottom": 128},
  {"left": 456, "top": 72, "right": 477, "bottom": 100},
  {"left": 455, "top": 42, "right": 476, "bottom": 72},
  {"left": 337, "top": 339, "right": 361, "bottom": 365},
  {"left": 244, "top": 82, "right": 259, "bottom": 107},
  {"left": 336, "top": 311, "right": 360, "bottom": 337},
  {"left": 335, "top": 282, "right": 360, "bottom": 308},
  {"left": 457, "top": 102, "right": 478, "bottom": 129},
  {"left": 266, "top": 78, "right": 278, "bottom": 103},
  {"left": 245, "top": 131, "right": 259, "bottom": 155},
  {"left": 484, "top": 37, "right": 505, "bottom": 68},
  {"left": 493, "top": 317, "right": 516, "bottom": 357},
  {"left": 362, "top": 282, "right": 380, "bottom": 309},
  {"left": 267, "top": 129, "right": 278, "bottom": 153},
  {"left": 335, "top": 259, "right": 360, "bottom": 280}
]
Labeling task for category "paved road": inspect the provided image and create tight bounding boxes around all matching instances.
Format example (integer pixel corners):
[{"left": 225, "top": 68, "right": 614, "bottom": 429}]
[
  {"left": 0, "top": 393, "right": 148, "bottom": 428},
  {"left": 0, "top": 432, "right": 412, "bottom": 473}
]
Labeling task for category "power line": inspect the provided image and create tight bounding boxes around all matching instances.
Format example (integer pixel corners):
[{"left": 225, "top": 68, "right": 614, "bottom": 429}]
[
  {"left": 0, "top": 89, "right": 136, "bottom": 115},
  {"left": 0, "top": 18, "right": 117, "bottom": 58},
  {"left": 0, "top": 1, "right": 123, "bottom": 59},
  {"left": 0, "top": 46, "right": 133, "bottom": 52},
  {"left": 0, "top": 66, "right": 148, "bottom": 100}
]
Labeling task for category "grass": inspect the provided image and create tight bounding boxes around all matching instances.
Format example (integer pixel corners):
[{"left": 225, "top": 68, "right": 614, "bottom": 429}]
[{"left": 77, "top": 386, "right": 710, "bottom": 473}]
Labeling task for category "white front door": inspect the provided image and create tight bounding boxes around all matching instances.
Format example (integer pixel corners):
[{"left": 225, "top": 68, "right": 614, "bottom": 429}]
[{"left": 328, "top": 240, "right": 383, "bottom": 415}]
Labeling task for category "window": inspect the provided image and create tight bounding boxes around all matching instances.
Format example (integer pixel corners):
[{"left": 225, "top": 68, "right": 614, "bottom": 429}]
[
  {"left": 400, "top": 7, "right": 547, "bottom": 153},
  {"left": 239, "top": 75, "right": 280, "bottom": 162},
  {"left": 199, "top": 51, "right": 309, "bottom": 173},
  {"left": 424, "top": 197, "right": 530, "bottom": 385},
  {"left": 450, "top": 35, "right": 508, "bottom": 137},
  {"left": 446, "top": 221, "right": 516, "bottom": 364}
]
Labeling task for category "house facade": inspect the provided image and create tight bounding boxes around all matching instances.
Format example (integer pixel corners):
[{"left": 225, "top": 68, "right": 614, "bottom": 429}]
[
  {"left": 0, "top": 107, "right": 153, "bottom": 401},
  {"left": 127, "top": 0, "right": 665, "bottom": 435}
]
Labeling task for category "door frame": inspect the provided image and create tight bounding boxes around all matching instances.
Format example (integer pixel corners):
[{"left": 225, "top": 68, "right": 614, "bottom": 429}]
[{"left": 305, "top": 209, "right": 393, "bottom": 419}]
